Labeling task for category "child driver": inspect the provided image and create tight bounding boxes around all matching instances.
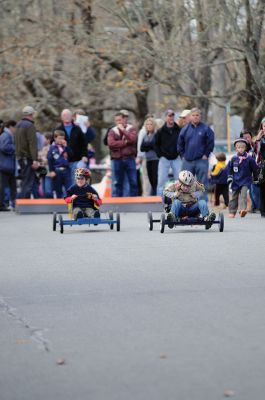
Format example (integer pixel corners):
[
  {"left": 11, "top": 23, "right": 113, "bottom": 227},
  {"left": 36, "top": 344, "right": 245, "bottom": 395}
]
[
  {"left": 164, "top": 170, "right": 216, "bottom": 229},
  {"left": 64, "top": 168, "right": 102, "bottom": 220}
]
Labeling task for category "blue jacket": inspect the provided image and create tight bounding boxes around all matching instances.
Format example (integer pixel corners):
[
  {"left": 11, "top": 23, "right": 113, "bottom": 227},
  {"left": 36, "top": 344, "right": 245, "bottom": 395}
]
[
  {"left": 47, "top": 144, "right": 71, "bottom": 172},
  {"left": 177, "top": 122, "right": 214, "bottom": 161},
  {"left": 0, "top": 128, "right": 16, "bottom": 174},
  {"left": 228, "top": 153, "right": 258, "bottom": 190}
]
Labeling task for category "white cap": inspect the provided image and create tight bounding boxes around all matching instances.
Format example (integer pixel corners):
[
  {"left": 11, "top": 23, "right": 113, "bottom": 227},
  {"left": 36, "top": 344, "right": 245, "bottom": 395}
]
[
  {"left": 22, "top": 106, "right": 36, "bottom": 115},
  {"left": 119, "top": 109, "right": 129, "bottom": 117},
  {"left": 179, "top": 109, "right": 191, "bottom": 118}
]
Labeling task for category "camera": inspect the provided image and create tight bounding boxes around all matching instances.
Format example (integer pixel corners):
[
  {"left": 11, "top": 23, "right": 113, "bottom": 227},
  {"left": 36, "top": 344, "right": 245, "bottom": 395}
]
[{"left": 35, "top": 166, "right": 47, "bottom": 177}]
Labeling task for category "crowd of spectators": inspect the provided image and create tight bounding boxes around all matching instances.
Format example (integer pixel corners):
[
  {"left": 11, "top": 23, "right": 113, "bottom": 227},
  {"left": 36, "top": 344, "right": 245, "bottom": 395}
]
[{"left": 0, "top": 105, "right": 265, "bottom": 218}]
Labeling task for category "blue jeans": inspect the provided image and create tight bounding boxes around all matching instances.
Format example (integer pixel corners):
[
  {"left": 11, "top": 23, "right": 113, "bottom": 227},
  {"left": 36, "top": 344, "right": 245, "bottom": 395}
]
[
  {"left": 69, "top": 161, "right": 79, "bottom": 186},
  {"left": 112, "top": 158, "right": 138, "bottom": 197},
  {"left": 181, "top": 158, "right": 209, "bottom": 202},
  {"left": 111, "top": 160, "right": 130, "bottom": 197},
  {"left": 171, "top": 199, "right": 209, "bottom": 218},
  {"left": 53, "top": 168, "right": 72, "bottom": 198},
  {"left": 250, "top": 183, "right": 260, "bottom": 210},
  {"left": 157, "top": 157, "right": 182, "bottom": 197},
  {"left": 42, "top": 176, "right": 54, "bottom": 198}
]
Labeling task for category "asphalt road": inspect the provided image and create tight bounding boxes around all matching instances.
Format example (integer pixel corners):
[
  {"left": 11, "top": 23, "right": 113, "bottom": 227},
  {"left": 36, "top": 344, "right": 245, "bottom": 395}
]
[{"left": 0, "top": 211, "right": 265, "bottom": 400}]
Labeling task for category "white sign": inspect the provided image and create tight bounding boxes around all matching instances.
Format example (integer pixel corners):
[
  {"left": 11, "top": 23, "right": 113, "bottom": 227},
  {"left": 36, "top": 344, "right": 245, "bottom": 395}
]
[{"left": 75, "top": 114, "right": 89, "bottom": 133}]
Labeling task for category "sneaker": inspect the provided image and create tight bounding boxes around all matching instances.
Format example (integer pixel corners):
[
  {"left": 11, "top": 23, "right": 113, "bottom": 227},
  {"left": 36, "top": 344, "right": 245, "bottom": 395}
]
[
  {"left": 228, "top": 213, "right": 235, "bottom": 218},
  {"left": 167, "top": 212, "right": 175, "bottom": 229},
  {"left": 204, "top": 211, "right": 216, "bottom": 230},
  {"left": 240, "top": 210, "right": 247, "bottom": 218},
  {"left": 0, "top": 206, "right": 10, "bottom": 212}
]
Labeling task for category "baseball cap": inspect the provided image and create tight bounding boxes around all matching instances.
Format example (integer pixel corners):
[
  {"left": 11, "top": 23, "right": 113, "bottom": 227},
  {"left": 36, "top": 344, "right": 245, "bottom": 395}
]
[
  {"left": 179, "top": 109, "right": 191, "bottom": 118},
  {"left": 165, "top": 109, "right": 175, "bottom": 116},
  {"left": 119, "top": 109, "right": 129, "bottom": 117},
  {"left": 22, "top": 106, "right": 36, "bottom": 115}
]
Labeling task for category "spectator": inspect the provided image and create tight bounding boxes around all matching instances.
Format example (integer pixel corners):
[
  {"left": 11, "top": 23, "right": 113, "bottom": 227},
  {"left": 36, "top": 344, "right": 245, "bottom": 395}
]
[
  {"left": 47, "top": 130, "right": 72, "bottom": 198},
  {"left": 210, "top": 152, "right": 229, "bottom": 208},
  {"left": 119, "top": 109, "right": 132, "bottom": 195},
  {"left": 14, "top": 106, "right": 39, "bottom": 198},
  {"left": 240, "top": 129, "right": 260, "bottom": 212},
  {"left": 31, "top": 130, "right": 46, "bottom": 198},
  {"left": 55, "top": 109, "right": 88, "bottom": 185},
  {"left": 154, "top": 109, "right": 182, "bottom": 197},
  {"left": 107, "top": 112, "right": 138, "bottom": 196},
  {"left": 137, "top": 115, "right": 164, "bottom": 196},
  {"left": 105, "top": 110, "right": 132, "bottom": 197},
  {"left": 136, "top": 115, "right": 152, "bottom": 196},
  {"left": 39, "top": 132, "right": 53, "bottom": 198},
  {"left": 177, "top": 107, "right": 215, "bottom": 201},
  {"left": 176, "top": 109, "right": 191, "bottom": 128},
  {"left": 256, "top": 117, "right": 265, "bottom": 217},
  {"left": 227, "top": 138, "right": 258, "bottom": 218},
  {"left": 140, "top": 117, "right": 159, "bottom": 195},
  {"left": 0, "top": 120, "right": 17, "bottom": 211}
]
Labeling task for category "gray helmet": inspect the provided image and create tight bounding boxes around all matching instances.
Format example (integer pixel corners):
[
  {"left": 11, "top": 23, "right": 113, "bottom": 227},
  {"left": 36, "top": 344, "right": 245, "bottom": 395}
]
[{"left": 179, "top": 170, "right": 194, "bottom": 185}]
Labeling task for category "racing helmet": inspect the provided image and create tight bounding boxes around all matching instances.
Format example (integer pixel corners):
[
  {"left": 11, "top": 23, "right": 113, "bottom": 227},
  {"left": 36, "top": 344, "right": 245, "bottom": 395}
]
[
  {"left": 178, "top": 170, "right": 194, "bottom": 186},
  {"left": 75, "top": 168, "right": 91, "bottom": 180}
]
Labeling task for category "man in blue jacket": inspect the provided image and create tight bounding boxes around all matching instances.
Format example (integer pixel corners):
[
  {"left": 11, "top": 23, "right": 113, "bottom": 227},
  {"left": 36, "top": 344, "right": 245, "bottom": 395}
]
[{"left": 177, "top": 108, "right": 215, "bottom": 201}]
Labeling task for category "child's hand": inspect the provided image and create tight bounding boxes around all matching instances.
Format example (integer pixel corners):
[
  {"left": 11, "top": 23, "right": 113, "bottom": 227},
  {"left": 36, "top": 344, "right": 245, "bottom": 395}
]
[
  {"left": 50, "top": 171, "right": 56, "bottom": 178},
  {"left": 71, "top": 194, "right": 78, "bottom": 200}
]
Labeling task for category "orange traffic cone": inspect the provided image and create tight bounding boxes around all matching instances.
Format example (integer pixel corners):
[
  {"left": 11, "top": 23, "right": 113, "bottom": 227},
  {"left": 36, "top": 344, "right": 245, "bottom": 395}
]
[{"left": 103, "top": 170, "right": 112, "bottom": 198}]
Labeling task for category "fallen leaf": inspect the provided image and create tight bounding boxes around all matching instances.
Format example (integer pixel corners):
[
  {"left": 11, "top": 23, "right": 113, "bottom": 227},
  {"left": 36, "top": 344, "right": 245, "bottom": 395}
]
[
  {"left": 15, "top": 339, "right": 30, "bottom": 344},
  {"left": 56, "top": 358, "right": 66, "bottom": 365},
  {"left": 224, "top": 389, "right": 235, "bottom": 397}
]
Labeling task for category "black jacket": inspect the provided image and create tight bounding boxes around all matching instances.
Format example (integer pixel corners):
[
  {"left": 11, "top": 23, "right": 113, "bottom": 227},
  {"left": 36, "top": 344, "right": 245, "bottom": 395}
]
[
  {"left": 154, "top": 122, "right": 180, "bottom": 160},
  {"left": 55, "top": 123, "right": 87, "bottom": 162}
]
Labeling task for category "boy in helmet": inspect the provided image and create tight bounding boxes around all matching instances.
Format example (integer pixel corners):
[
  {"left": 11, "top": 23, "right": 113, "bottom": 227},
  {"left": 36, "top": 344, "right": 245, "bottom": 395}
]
[
  {"left": 64, "top": 168, "right": 102, "bottom": 220},
  {"left": 227, "top": 138, "right": 258, "bottom": 218},
  {"left": 164, "top": 170, "right": 216, "bottom": 229}
]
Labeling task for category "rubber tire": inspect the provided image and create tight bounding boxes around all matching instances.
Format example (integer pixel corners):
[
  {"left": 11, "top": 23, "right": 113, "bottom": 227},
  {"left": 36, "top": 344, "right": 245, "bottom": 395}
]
[
  {"left": 53, "top": 212, "right": 57, "bottom": 231},
  {"left": 58, "top": 214, "right": 64, "bottom": 234},
  {"left": 219, "top": 212, "right": 224, "bottom": 232},
  {"left": 160, "top": 213, "right": 165, "bottom": 233},
  {"left": 116, "top": 213, "right": 120, "bottom": 231},
  {"left": 109, "top": 211, "right": 114, "bottom": 230},
  {"left": 148, "top": 211, "right": 153, "bottom": 231}
]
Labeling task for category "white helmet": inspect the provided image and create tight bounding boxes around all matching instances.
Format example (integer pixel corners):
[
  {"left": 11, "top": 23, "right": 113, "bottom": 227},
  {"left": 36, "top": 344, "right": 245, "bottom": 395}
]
[{"left": 178, "top": 170, "right": 194, "bottom": 185}]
